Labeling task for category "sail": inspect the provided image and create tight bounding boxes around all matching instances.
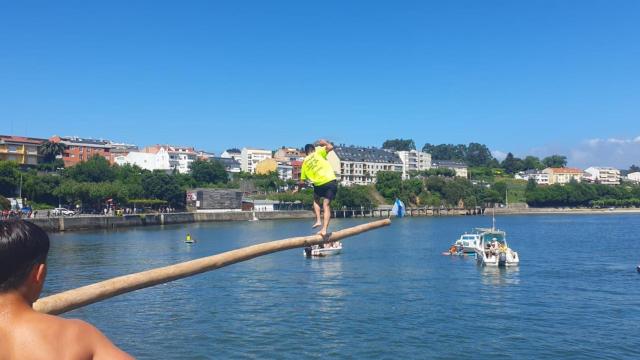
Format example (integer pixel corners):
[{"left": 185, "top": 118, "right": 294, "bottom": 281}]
[{"left": 391, "top": 198, "right": 405, "bottom": 217}]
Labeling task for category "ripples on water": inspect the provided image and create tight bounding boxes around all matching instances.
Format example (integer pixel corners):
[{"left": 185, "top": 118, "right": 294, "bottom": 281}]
[{"left": 44, "top": 215, "right": 640, "bottom": 359}]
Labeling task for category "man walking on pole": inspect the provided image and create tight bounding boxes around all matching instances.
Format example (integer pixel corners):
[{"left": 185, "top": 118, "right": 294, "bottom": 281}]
[{"left": 298, "top": 139, "right": 338, "bottom": 236}]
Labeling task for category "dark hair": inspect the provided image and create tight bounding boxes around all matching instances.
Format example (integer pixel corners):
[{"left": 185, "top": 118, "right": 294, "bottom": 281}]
[
  {"left": 0, "top": 221, "right": 50, "bottom": 292},
  {"left": 304, "top": 144, "right": 315, "bottom": 155}
]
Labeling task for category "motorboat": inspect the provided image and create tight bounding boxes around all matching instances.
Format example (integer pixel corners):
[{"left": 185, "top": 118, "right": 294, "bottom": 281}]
[
  {"left": 304, "top": 242, "right": 342, "bottom": 257},
  {"left": 453, "top": 232, "right": 481, "bottom": 254},
  {"left": 474, "top": 228, "right": 519, "bottom": 267}
]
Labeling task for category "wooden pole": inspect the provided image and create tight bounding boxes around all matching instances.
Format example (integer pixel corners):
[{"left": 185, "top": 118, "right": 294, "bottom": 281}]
[{"left": 34, "top": 219, "right": 391, "bottom": 315}]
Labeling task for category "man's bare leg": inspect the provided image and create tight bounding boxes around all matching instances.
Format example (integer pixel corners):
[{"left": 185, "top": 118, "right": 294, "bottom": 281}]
[
  {"left": 318, "top": 198, "right": 332, "bottom": 236},
  {"left": 312, "top": 198, "right": 322, "bottom": 228}
]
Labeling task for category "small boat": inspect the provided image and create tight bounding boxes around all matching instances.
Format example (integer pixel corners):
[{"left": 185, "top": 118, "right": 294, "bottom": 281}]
[
  {"left": 452, "top": 232, "right": 481, "bottom": 254},
  {"left": 303, "top": 242, "right": 342, "bottom": 257},
  {"left": 474, "top": 228, "right": 519, "bottom": 267},
  {"left": 637, "top": 265, "right": 640, "bottom": 273}
]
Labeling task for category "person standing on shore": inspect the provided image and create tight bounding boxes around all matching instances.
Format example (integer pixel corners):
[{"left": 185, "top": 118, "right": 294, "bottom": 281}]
[
  {"left": 0, "top": 220, "right": 132, "bottom": 359},
  {"left": 297, "top": 139, "right": 338, "bottom": 236}
]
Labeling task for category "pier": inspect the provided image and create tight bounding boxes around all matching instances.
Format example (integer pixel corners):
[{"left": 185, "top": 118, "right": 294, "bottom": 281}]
[{"left": 331, "top": 206, "right": 485, "bottom": 218}]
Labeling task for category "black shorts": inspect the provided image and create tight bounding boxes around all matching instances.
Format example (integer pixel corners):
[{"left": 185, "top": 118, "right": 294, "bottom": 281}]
[{"left": 314, "top": 180, "right": 338, "bottom": 201}]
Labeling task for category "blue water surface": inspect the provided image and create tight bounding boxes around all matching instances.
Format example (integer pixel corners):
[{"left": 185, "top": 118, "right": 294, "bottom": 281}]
[{"left": 44, "top": 215, "right": 640, "bottom": 359}]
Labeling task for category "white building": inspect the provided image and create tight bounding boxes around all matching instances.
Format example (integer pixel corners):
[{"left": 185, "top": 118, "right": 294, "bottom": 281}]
[
  {"left": 277, "top": 161, "right": 293, "bottom": 181},
  {"left": 584, "top": 167, "right": 621, "bottom": 185},
  {"left": 627, "top": 172, "right": 640, "bottom": 183},
  {"left": 396, "top": 150, "right": 432, "bottom": 179},
  {"left": 327, "top": 146, "right": 403, "bottom": 186},
  {"left": 212, "top": 157, "right": 241, "bottom": 174},
  {"left": 221, "top": 149, "right": 242, "bottom": 162},
  {"left": 143, "top": 145, "right": 197, "bottom": 174},
  {"left": 431, "top": 160, "right": 469, "bottom": 178},
  {"left": 515, "top": 170, "right": 550, "bottom": 185},
  {"left": 114, "top": 148, "right": 171, "bottom": 172},
  {"left": 241, "top": 148, "right": 272, "bottom": 173},
  {"left": 196, "top": 150, "right": 216, "bottom": 160}
]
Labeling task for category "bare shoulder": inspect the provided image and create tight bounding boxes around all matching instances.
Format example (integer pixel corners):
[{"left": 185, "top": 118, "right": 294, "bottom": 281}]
[{"left": 61, "top": 318, "right": 134, "bottom": 359}]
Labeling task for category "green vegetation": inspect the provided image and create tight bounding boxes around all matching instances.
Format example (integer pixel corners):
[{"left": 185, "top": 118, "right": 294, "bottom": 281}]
[
  {"left": 0, "top": 156, "right": 241, "bottom": 210},
  {"left": 525, "top": 180, "right": 640, "bottom": 208},
  {"left": 38, "top": 140, "right": 67, "bottom": 164},
  {"left": 0, "top": 195, "right": 10, "bottom": 210},
  {"left": 382, "top": 139, "right": 416, "bottom": 151}
]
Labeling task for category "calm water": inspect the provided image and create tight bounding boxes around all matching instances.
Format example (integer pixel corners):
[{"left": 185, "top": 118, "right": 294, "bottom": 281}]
[{"left": 45, "top": 215, "right": 640, "bottom": 359}]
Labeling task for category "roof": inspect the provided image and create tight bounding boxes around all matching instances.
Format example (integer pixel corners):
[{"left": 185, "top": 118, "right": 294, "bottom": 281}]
[
  {"left": 546, "top": 167, "right": 583, "bottom": 174},
  {"left": 225, "top": 148, "right": 241, "bottom": 153},
  {"left": 432, "top": 160, "right": 468, "bottom": 168},
  {"left": 56, "top": 136, "right": 112, "bottom": 147},
  {"left": 0, "top": 135, "right": 46, "bottom": 145},
  {"left": 334, "top": 146, "right": 402, "bottom": 164},
  {"left": 145, "top": 145, "right": 195, "bottom": 154}
]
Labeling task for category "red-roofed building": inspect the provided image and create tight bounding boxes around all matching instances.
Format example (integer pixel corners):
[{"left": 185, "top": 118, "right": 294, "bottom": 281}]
[
  {"left": 50, "top": 136, "right": 113, "bottom": 167},
  {"left": 0, "top": 135, "right": 46, "bottom": 165},
  {"left": 543, "top": 167, "right": 583, "bottom": 185}
]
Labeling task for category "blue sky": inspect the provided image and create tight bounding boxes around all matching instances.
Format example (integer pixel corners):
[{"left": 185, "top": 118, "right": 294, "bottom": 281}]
[{"left": 1, "top": 1, "right": 639, "bottom": 168}]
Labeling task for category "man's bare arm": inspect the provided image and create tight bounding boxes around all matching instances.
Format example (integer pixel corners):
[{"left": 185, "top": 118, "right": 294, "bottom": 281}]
[
  {"left": 317, "top": 139, "right": 334, "bottom": 152},
  {"left": 72, "top": 320, "right": 134, "bottom": 360}
]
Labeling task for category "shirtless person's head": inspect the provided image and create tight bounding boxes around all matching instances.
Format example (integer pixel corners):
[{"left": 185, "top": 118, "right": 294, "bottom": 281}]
[{"left": 0, "top": 220, "right": 132, "bottom": 359}]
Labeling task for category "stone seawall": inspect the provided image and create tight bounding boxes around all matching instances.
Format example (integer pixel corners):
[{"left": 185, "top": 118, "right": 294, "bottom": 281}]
[{"left": 27, "top": 211, "right": 315, "bottom": 233}]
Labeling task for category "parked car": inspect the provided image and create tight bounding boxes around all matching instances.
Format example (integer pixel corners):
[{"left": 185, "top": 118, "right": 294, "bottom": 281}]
[{"left": 52, "top": 207, "right": 76, "bottom": 216}]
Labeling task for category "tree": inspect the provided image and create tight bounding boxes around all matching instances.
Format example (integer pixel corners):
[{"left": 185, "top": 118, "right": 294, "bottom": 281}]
[
  {"left": 501, "top": 153, "right": 523, "bottom": 174},
  {"left": 629, "top": 164, "right": 640, "bottom": 173},
  {"left": 422, "top": 143, "right": 466, "bottom": 161},
  {"left": 375, "top": 171, "right": 403, "bottom": 200},
  {"left": 38, "top": 141, "right": 67, "bottom": 163},
  {"left": 522, "top": 156, "right": 544, "bottom": 171},
  {"left": 65, "top": 155, "right": 116, "bottom": 182},
  {"left": 542, "top": 155, "right": 567, "bottom": 168},
  {"left": 465, "top": 143, "right": 494, "bottom": 167},
  {"left": 0, "top": 195, "right": 10, "bottom": 210},
  {"left": 0, "top": 161, "right": 19, "bottom": 197},
  {"left": 190, "top": 159, "right": 228, "bottom": 185},
  {"left": 492, "top": 181, "right": 507, "bottom": 203},
  {"left": 332, "top": 185, "right": 374, "bottom": 209},
  {"left": 382, "top": 139, "right": 416, "bottom": 151},
  {"left": 142, "top": 171, "right": 185, "bottom": 208}
]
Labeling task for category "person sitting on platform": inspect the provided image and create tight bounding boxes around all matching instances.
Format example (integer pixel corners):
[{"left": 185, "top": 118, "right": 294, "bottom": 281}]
[
  {"left": 0, "top": 220, "right": 132, "bottom": 359},
  {"left": 295, "top": 139, "right": 338, "bottom": 237}
]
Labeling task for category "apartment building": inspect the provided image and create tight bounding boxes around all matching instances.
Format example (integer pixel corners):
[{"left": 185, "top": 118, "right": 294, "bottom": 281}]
[
  {"left": 431, "top": 160, "right": 469, "bottom": 178},
  {"left": 220, "top": 149, "right": 242, "bottom": 162},
  {"left": 0, "top": 135, "right": 45, "bottom": 165},
  {"left": 114, "top": 147, "right": 172, "bottom": 172},
  {"left": 273, "top": 147, "right": 305, "bottom": 162},
  {"left": 50, "top": 136, "right": 113, "bottom": 167},
  {"left": 584, "top": 167, "right": 621, "bottom": 185},
  {"left": 396, "top": 150, "right": 432, "bottom": 179},
  {"left": 240, "top": 148, "right": 272, "bottom": 174},
  {"left": 144, "top": 145, "right": 197, "bottom": 174},
  {"left": 542, "top": 167, "right": 583, "bottom": 185},
  {"left": 326, "top": 146, "right": 403, "bottom": 186},
  {"left": 515, "top": 170, "right": 550, "bottom": 185}
]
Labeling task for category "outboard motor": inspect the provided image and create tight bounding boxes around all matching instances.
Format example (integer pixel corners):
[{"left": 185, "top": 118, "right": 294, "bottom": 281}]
[
  {"left": 304, "top": 247, "right": 312, "bottom": 257},
  {"left": 498, "top": 252, "right": 507, "bottom": 266}
]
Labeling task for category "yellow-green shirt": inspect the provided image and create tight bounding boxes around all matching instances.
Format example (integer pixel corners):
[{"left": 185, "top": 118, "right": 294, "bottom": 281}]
[{"left": 300, "top": 146, "right": 336, "bottom": 186}]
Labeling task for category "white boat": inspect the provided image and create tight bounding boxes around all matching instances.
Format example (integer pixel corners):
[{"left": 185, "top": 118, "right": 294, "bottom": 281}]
[
  {"left": 454, "top": 232, "right": 481, "bottom": 254},
  {"left": 303, "top": 242, "right": 342, "bottom": 257},
  {"left": 474, "top": 228, "right": 519, "bottom": 267}
]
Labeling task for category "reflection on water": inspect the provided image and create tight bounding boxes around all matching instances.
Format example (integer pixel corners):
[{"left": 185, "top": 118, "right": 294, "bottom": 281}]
[
  {"left": 307, "top": 256, "right": 346, "bottom": 315},
  {"left": 478, "top": 265, "right": 521, "bottom": 286}
]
